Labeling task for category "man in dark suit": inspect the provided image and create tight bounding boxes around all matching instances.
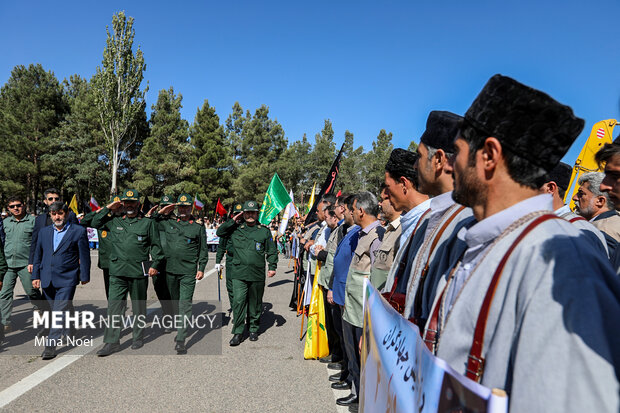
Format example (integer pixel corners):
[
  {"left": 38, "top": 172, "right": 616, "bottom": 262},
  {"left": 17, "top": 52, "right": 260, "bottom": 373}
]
[
  {"left": 28, "top": 188, "right": 78, "bottom": 273},
  {"left": 32, "top": 202, "right": 90, "bottom": 360}
]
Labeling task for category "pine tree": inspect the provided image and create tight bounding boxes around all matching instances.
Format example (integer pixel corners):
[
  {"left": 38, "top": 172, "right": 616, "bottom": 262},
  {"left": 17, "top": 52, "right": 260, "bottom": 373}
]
[
  {"left": 191, "top": 100, "right": 233, "bottom": 207},
  {"left": 43, "top": 75, "right": 110, "bottom": 205},
  {"left": 279, "top": 133, "right": 311, "bottom": 198},
  {"left": 132, "top": 87, "right": 195, "bottom": 197},
  {"left": 366, "top": 129, "right": 394, "bottom": 193},
  {"left": 0, "top": 64, "right": 67, "bottom": 208},
  {"left": 232, "top": 105, "right": 287, "bottom": 201},
  {"left": 308, "top": 119, "right": 337, "bottom": 185},
  {"left": 339, "top": 130, "right": 367, "bottom": 193}
]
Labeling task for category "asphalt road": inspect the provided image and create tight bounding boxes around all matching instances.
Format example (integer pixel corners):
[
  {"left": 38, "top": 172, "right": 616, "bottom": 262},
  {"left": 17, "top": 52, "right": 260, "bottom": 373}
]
[{"left": 0, "top": 251, "right": 349, "bottom": 412}]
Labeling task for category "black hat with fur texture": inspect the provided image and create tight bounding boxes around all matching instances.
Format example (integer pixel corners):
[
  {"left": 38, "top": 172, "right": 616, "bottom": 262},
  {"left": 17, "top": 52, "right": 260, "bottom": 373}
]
[
  {"left": 461, "top": 74, "right": 584, "bottom": 172},
  {"left": 420, "top": 110, "right": 462, "bottom": 153}
]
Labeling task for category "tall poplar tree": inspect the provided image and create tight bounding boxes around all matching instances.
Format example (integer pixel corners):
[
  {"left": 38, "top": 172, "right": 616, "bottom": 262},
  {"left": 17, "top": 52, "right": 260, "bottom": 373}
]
[{"left": 92, "top": 11, "right": 148, "bottom": 196}]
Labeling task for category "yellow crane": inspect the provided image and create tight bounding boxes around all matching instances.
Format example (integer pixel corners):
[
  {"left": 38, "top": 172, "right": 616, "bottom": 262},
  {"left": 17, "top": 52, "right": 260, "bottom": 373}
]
[{"left": 565, "top": 119, "right": 618, "bottom": 210}]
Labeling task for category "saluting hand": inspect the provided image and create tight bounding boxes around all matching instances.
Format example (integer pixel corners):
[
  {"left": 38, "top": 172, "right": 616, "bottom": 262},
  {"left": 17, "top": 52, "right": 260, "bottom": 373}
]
[
  {"left": 196, "top": 271, "right": 204, "bottom": 281},
  {"left": 148, "top": 267, "right": 158, "bottom": 277},
  {"left": 159, "top": 204, "right": 176, "bottom": 215},
  {"left": 233, "top": 212, "right": 243, "bottom": 223},
  {"left": 146, "top": 205, "right": 159, "bottom": 216},
  {"left": 267, "top": 270, "right": 276, "bottom": 278},
  {"left": 107, "top": 200, "right": 123, "bottom": 211}
]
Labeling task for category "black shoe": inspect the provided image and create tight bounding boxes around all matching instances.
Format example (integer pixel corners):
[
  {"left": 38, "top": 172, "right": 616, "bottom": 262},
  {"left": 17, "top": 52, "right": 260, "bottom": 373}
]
[
  {"left": 36, "top": 328, "right": 49, "bottom": 338},
  {"left": 319, "top": 356, "right": 332, "bottom": 363},
  {"left": 336, "top": 393, "right": 358, "bottom": 406},
  {"left": 175, "top": 341, "right": 187, "bottom": 354},
  {"left": 97, "top": 343, "right": 120, "bottom": 357},
  {"left": 331, "top": 381, "right": 352, "bottom": 390},
  {"left": 3, "top": 324, "right": 12, "bottom": 333},
  {"left": 327, "top": 361, "right": 345, "bottom": 370},
  {"left": 329, "top": 373, "right": 344, "bottom": 382},
  {"left": 163, "top": 327, "right": 174, "bottom": 334},
  {"left": 41, "top": 346, "right": 57, "bottom": 360},
  {"left": 131, "top": 340, "right": 144, "bottom": 350},
  {"left": 249, "top": 332, "right": 258, "bottom": 341},
  {"left": 229, "top": 334, "right": 242, "bottom": 346},
  {"left": 348, "top": 404, "right": 359, "bottom": 413}
]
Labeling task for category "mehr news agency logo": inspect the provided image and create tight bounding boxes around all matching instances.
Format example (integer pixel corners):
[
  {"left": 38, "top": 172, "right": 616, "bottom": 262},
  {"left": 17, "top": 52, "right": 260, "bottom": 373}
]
[{"left": 32, "top": 309, "right": 218, "bottom": 347}]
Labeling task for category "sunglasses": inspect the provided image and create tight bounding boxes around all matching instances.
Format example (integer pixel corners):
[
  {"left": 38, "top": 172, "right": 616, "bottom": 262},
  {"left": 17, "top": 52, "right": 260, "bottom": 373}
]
[
  {"left": 8, "top": 204, "right": 23, "bottom": 209},
  {"left": 47, "top": 197, "right": 60, "bottom": 201}
]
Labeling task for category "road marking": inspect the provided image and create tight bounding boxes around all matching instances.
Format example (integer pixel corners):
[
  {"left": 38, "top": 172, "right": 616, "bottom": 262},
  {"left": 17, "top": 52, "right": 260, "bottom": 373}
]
[{"left": 0, "top": 267, "right": 217, "bottom": 408}]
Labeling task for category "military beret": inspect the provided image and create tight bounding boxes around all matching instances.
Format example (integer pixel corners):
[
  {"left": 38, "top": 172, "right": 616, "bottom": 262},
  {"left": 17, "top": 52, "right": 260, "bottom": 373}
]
[
  {"left": 121, "top": 189, "right": 139, "bottom": 201},
  {"left": 177, "top": 193, "right": 193, "bottom": 206},
  {"left": 243, "top": 200, "right": 259, "bottom": 212},
  {"left": 461, "top": 74, "right": 584, "bottom": 172},
  {"left": 419, "top": 111, "right": 462, "bottom": 152},
  {"left": 160, "top": 194, "right": 175, "bottom": 206},
  {"left": 535, "top": 161, "right": 573, "bottom": 191}
]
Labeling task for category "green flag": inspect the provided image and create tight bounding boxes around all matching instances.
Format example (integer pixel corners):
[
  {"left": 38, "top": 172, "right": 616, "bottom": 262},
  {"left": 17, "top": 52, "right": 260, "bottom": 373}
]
[{"left": 259, "top": 173, "right": 292, "bottom": 225}]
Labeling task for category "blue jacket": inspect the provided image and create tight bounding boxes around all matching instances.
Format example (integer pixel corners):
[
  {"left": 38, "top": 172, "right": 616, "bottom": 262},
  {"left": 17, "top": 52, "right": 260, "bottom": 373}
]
[
  {"left": 29, "top": 210, "right": 78, "bottom": 265},
  {"left": 331, "top": 224, "right": 360, "bottom": 306},
  {"left": 32, "top": 224, "right": 90, "bottom": 288}
]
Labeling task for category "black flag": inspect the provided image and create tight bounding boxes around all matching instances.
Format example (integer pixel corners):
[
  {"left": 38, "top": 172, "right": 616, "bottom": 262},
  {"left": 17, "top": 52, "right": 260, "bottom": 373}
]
[
  {"left": 304, "top": 143, "right": 344, "bottom": 226},
  {"left": 141, "top": 196, "right": 154, "bottom": 214}
]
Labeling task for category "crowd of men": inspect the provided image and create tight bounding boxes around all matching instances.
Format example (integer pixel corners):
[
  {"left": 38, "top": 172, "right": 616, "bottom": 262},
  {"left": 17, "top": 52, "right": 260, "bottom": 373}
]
[
  {"left": 1, "top": 73, "right": 620, "bottom": 411},
  {"left": 0, "top": 189, "right": 221, "bottom": 359},
  {"left": 293, "top": 74, "right": 620, "bottom": 412}
]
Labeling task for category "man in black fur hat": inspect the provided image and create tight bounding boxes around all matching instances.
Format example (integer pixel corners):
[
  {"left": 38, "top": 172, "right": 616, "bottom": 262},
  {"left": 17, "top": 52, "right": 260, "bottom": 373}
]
[{"left": 420, "top": 74, "right": 620, "bottom": 412}]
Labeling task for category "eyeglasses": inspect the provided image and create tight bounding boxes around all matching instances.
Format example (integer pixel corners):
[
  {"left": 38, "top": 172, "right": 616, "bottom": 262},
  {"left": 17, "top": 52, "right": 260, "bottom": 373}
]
[
  {"left": 47, "top": 197, "right": 60, "bottom": 201},
  {"left": 8, "top": 204, "right": 23, "bottom": 209}
]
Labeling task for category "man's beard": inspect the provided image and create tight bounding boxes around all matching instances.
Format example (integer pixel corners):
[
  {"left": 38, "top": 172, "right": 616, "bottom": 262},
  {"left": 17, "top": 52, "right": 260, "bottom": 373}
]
[
  {"left": 452, "top": 166, "right": 486, "bottom": 208},
  {"left": 578, "top": 201, "right": 596, "bottom": 220},
  {"left": 54, "top": 220, "right": 65, "bottom": 228}
]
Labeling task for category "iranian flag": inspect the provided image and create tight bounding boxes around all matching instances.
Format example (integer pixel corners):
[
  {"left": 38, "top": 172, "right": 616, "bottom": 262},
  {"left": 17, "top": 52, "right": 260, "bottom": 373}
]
[
  {"left": 89, "top": 196, "right": 101, "bottom": 212},
  {"left": 193, "top": 194, "right": 204, "bottom": 211}
]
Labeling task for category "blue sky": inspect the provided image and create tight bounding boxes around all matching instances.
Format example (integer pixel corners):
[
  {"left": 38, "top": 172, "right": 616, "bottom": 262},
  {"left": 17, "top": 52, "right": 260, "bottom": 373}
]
[{"left": 1, "top": 1, "right": 619, "bottom": 164}]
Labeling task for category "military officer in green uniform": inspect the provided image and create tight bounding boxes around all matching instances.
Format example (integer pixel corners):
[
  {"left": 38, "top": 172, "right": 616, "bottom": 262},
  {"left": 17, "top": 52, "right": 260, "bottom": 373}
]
[
  {"left": 0, "top": 239, "right": 8, "bottom": 344},
  {"left": 156, "top": 193, "right": 208, "bottom": 354},
  {"left": 216, "top": 200, "right": 278, "bottom": 346},
  {"left": 215, "top": 202, "right": 243, "bottom": 309},
  {"left": 91, "top": 189, "right": 164, "bottom": 356},
  {"left": 148, "top": 194, "right": 175, "bottom": 330},
  {"left": 80, "top": 196, "right": 121, "bottom": 299}
]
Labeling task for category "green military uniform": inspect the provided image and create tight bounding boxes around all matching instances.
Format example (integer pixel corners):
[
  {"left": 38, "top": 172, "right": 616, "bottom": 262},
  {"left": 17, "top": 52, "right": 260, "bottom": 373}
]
[
  {"left": 216, "top": 201, "right": 278, "bottom": 338},
  {"left": 1, "top": 213, "right": 45, "bottom": 326},
  {"left": 0, "top": 240, "right": 8, "bottom": 341},
  {"left": 150, "top": 194, "right": 175, "bottom": 321},
  {"left": 156, "top": 194, "right": 208, "bottom": 344},
  {"left": 91, "top": 190, "right": 164, "bottom": 345},
  {"left": 215, "top": 202, "right": 243, "bottom": 306},
  {"left": 80, "top": 198, "right": 119, "bottom": 299}
]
